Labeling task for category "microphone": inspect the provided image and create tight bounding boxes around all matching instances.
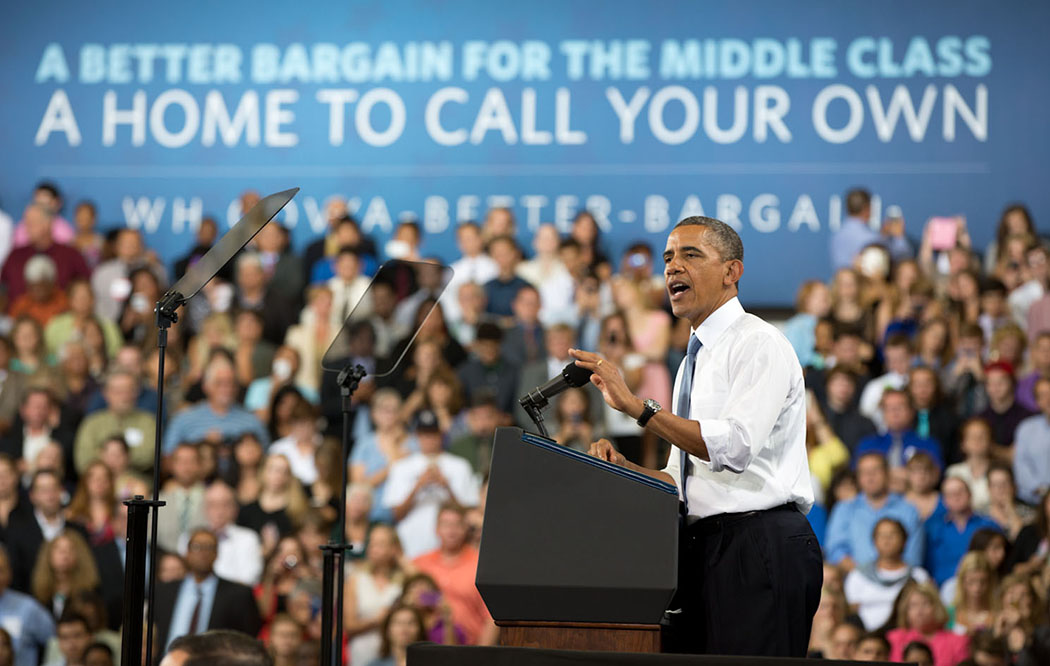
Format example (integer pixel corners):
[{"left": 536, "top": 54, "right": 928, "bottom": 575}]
[{"left": 519, "top": 362, "right": 594, "bottom": 411}]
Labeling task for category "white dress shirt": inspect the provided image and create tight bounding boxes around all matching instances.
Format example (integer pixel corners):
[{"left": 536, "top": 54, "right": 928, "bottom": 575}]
[
  {"left": 661, "top": 297, "right": 814, "bottom": 518},
  {"left": 382, "top": 452, "right": 480, "bottom": 558},
  {"left": 177, "top": 524, "right": 262, "bottom": 586}
]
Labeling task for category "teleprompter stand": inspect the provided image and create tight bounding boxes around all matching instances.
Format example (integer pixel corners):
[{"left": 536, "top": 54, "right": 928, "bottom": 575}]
[{"left": 119, "top": 188, "right": 299, "bottom": 666}]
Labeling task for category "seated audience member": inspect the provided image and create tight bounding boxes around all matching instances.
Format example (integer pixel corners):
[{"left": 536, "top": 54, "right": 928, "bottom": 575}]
[
  {"left": 30, "top": 530, "right": 99, "bottom": 620},
  {"left": 855, "top": 389, "right": 944, "bottom": 482},
  {"left": 9, "top": 257, "right": 68, "bottom": 327},
  {"left": 1017, "top": 332, "right": 1050, "bottom": 412},
  {"left": 1013, "top": 377, "right": 1050, "bottom": 504},
  {"left": 152, "top": 528, "right": 262, "bottom": 651},
  {"left": 887, "top": 582, "right": 970, "bottom": 666},
  {"left": 514, "top": 323, "right": 598, "bottom": 430},
  {"left": 820, "top": 367, "right": 876, "bottom": 452},
  {"left": 807, "top": 586, "right": 845, "bottom": 658},
  {"left": 228, "top": 433, "right": 264, "bottom": 506},
  {"left": 994, "top": 574, "right": 1044, "bottom": 659},
  {"left": 595, "top": 312, "right": 646, "bottom": 464},
  {"left": 947, "top": 553, "right": 997, "bottom": 636},
  {"left": 64, "top": 463, "right": 117, "bottom": 545},
  {"left": 482, "top": 235, "right": 529, "bottom": 320},
  {"left": 325, "top": 247, "right": 371, "bottom": 324},
  {"left": 946, "top": 418, "right": 995, "bottom": 513},
  {"left": 0, "top": 388, "right": 75, "bottom": 485},
  {"left": 11, "top": 184, "right": 74, "bottom": 249},
  {"left": 397, "top": 574, "right": 466, "bottom": 645},
  {"left": 96, "top": 436, "right": 148, "bottom": 501},
  {"left": 43, "top": 612, "right": 92, "bottom": 666},
  {"left": 979, "top": 362, "right": 1033, "bottom": 450},
  {"left": 844, "top": 518, "right": 930, "bottom": 630},
  {"left": 383, "top": 410, "right": 479, "bottom": 559},
  {"left": 550, "top": 388, "right": 598, "bottom": 455},
  {"left": 73, "top": 369, "right": 155, "bottom": 475},
  {"left": 156, "top": 444, "right": 207, "bottom": 553},
  {"left": 908, "top": 366, "right": 960, "bottom": 463},
  {"left": 0, "top": 456, "right": 23, "bottom": 538},
  {"left": 268, "top": 402, "right": 322, "bottom": 487},
  {"left": 1, "top": 204, "right": 89, "bottom": 303},
  {"left": 231, "top": 310, "right": 277, "bottom": 387},
  {"left": 782, "top": 280, "right": 832, "bottom": 369},
  {"left": 268, "top": 614, "right": 303, "bottom": 666},
  {"left": 942, "top": 324, "right": 988, "bottom": 418},
  {"left": 413, "top": 504, "right": 495, "bottom": 646},
  {"left": 82, "top": 345, "right": 159, "bottom": 418},
  {"left": 825, "top": 452, "right": 924, "bottom": 570},
  {"left": 6, "top": 471, "right": 85, "bottom": 593},
  {"left": 350, "top": 389, "right": 419, "bottom": 524},
  {"left": 40, "top": 590, "right": 119, "bottom": 665},
  {"left": 822, "top": 621, "right": 861, "bottom": 660},
  {"left": 245, "top": 347, "right": 319, "bottom": 421},
  {"left": 805, "top": 324, "right": 871, "bottom": 409},
  {"left": 254, "top": 536, "right": 312, "bottom": 626},
  {"left": 178, "top": 482, "right": 262, "bottom": 587},
  {"left": 924, "top": 477, "right": 1000, "bottom": 586},
  {"left": 163, "top": 353, "right": 269, "bottom": 455},
  {"left": 160, "top": 629, "right": 271, "bottom": 666},
  {"left": 902, "top": 640, "right": 935, "bottom": 666},
  {"left": 905, "top": 452, "right": 944, "bottom": 522},
  {"left": 237, "top": 454, "right": 307, "bottom": 555},
  {"left": 500, "top": 285, "right": 545, "bottom": 371},
  {"left": 455, "top": 323, "right": 519, "bottom": 415},
  {"left": 1008, "top": 489, "right": 1049, "bottom": 574},
  {"left": 81, "top": 643, "right": 113, "bottom": 666},
  {"left": 853, "top": 632, "right": 891, "bottom": 661},
  {"left": 450, "top": 391, "right": 503, "bottom": 472},
  {"left": 366, "top": 603, "right": 427, "bottom": 666},
  {"left": 346, "top": 525, "right": 406, "bottom": 666},
  {"left": 8, "top": 317, "right": 53, "bottom": 379},
  {"left": 55, "top": 342, "right": 99, "bottom": 425},
  {"left": 987, "top": 464, "right": 1034, "bottom": 540},
  {"left": 517, "top": 224, "right": 575, "bottom": 327},
  {"left": 857, "top": 334, "right": 913, "bottom": 427},
  {"left": 44, "top": 277, "right": 117, "bottom": 361},
  {"left": 446, "top": 281, "right": 489, "bottom": 348},
  {"left": 0, "top": 545, "right": 54, "bottom": 666},
  {"left": 805, "top": 397, "right": 850, "bottom": 503},
  {"left": 444, "top": 222, "right": 498, "bottom": 324}
]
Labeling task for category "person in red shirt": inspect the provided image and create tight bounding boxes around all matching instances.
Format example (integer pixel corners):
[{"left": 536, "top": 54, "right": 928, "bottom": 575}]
[
  {"left": 0, "top": 204, "right": 89, "bottom": 301},
  {"left": 8, "top": 255, "right": 69, "bottom": 326},
  {"left": 412, "top": 503, "right": 496, "bottom": 645}
]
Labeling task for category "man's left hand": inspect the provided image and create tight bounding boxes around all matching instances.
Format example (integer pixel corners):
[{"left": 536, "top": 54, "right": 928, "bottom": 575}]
[{"left": 569, "top": 348, "right": 642, "bottom": 418}]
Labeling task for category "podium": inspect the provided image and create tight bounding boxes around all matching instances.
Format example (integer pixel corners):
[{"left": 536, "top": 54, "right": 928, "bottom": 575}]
[{"left": 476, "top": 428, "right": 680, "bottom": 652}]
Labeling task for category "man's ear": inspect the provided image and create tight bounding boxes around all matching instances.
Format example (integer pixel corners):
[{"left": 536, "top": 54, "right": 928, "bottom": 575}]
[{"left": 724, "top": 260, "right": 743, "bottom": 287}]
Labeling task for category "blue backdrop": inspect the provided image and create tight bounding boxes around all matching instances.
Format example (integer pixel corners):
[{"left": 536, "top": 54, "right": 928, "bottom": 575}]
[{"left": 2, "top": 1, "right": 1047, "bottom": 304}]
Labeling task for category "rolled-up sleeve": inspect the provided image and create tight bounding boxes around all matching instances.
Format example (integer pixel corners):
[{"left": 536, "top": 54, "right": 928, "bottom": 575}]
[{"left": 698, "top": 332, "right": 794, "bottom": 474}]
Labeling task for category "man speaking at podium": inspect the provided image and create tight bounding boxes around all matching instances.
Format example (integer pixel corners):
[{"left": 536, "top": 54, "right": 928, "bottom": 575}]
[{"left": 571, "top": 217, "right": 822, "bottom": 657}]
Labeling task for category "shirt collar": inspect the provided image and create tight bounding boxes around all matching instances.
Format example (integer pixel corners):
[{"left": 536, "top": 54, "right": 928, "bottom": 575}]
[{"left": 691, "top": 297, "right": 745, "bottom": 348}]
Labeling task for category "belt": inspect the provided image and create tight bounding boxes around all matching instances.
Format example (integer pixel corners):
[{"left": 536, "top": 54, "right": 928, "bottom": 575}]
[{"left": 683, "top": 503, "right": 800, "bottom": 534}]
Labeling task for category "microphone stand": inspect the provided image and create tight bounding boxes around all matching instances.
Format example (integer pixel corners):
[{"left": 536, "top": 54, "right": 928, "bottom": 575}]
[
  {"left": 519, "top": 398, "right": 550, "bottom": 438},
  {"left": 319, "top": 363, "right": 366, "bottom": 666}
]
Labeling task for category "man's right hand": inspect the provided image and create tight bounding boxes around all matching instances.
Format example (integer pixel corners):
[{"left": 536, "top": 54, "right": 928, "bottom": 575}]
[{"left": 588, "top": 438, "right": 626, "bottom": 467}]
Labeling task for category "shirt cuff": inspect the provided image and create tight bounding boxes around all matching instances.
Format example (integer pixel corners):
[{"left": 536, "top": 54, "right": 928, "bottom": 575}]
[{"left": 697, "top": 418, "right": 732, "bottom": 473}]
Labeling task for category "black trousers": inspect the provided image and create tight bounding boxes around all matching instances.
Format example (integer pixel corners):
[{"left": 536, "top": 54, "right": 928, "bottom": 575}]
[{"left": 662, "top": 504, "right": 823, "bottom": 657}]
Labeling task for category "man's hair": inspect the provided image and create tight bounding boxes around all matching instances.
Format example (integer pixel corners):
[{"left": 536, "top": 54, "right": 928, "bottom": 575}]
[
  {"left": 56, "top": 610, "right": 90, "bottom": 632},
  {"left": 673, "top": 217, "right": 743, "bottom": 263},
  {"left": 883, "top": 333, "right": 913, "bottom": 353},
  {"left": 856, "top": 631, "right": 890, "bottom": 653},
  {"left": 845, "top": 188, "right": 871, "bottom": 216},
  {"left": 84, "top": 642, "right": 114, "bottom": 661},
  {"left": 167, "top": 630, "right": 273, "bottom": 666},
  {"left": 437, "top": 501, "right": 467, "bottom": 520}
]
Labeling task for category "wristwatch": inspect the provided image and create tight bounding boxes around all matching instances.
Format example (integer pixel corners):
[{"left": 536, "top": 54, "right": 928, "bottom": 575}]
[{"left": 636, "top": 398, "right": 662, "bottom": 427}]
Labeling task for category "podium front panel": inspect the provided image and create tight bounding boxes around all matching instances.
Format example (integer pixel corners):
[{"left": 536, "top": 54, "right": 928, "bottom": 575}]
[{"left": 477, "top": 428, "right": 679, "bottom": 624}]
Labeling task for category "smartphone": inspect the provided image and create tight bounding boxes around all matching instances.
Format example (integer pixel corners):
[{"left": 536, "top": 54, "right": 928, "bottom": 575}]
[{"left": 928, "top": 217, "right": 959, "bottom": 251}]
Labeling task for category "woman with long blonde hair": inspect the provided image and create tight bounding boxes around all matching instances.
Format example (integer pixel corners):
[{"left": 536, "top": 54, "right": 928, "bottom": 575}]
[
  {"left": 237, "top": 453, "right": 309, "bottom": 555},
  {"left": 887, "top": 582, "right": 969, "bottom": 666},
  {"left": 345, "top": 524, "right": 408, "bottom": 665},
  {"left": 30, "top": 529, "right": 100, "bottom": 618},
  {"left": 948, "top": 552, "right": 998, "bottom": 635}
]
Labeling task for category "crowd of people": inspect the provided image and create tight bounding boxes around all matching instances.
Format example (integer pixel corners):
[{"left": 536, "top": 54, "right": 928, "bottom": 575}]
[{"left": 0, "top": 181, "right": 1047, "bottom": 666}]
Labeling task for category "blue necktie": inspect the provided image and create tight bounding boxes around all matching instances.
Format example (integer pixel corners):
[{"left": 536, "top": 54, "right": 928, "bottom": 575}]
[{"left": 677, "top": 334, "right": 702, "bottom": 515}]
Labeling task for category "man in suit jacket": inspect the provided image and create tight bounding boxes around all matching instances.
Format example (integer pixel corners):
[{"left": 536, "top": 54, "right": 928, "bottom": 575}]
[
  {"left": 152, "top": 528, "right": 262, "bottom": 651},
  {"left": 5, "top": 470, "right": 86, "bottom": 592}
]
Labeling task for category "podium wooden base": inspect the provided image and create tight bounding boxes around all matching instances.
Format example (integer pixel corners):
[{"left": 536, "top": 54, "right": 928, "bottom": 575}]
[{"left": 497, "top": 620, "right": 661, "bottom": 653}]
